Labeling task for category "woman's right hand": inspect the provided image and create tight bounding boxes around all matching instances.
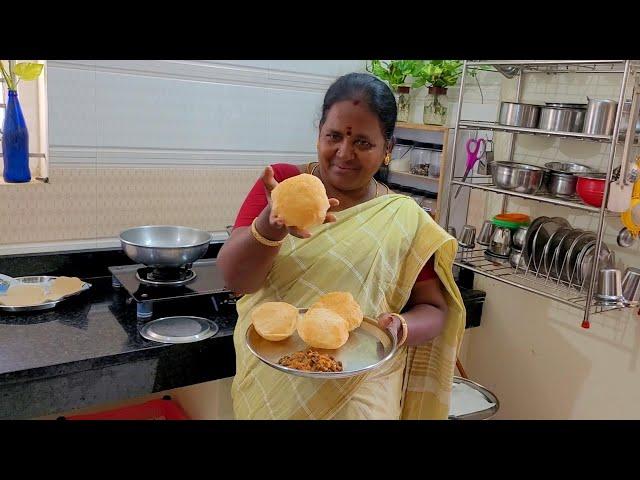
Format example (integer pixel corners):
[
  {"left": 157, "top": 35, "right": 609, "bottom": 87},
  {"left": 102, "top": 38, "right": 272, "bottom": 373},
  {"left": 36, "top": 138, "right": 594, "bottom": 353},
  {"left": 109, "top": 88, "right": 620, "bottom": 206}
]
[{"left": 261, "top": 165, "right": 339, "bottom": 239}]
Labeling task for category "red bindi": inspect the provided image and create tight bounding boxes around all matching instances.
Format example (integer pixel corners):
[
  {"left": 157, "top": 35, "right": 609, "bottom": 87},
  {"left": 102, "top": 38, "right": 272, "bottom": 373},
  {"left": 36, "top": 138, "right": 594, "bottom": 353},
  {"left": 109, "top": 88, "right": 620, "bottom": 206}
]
[
  {"left": 353, "top": 100, "right": 360, "bottom": 106},
  {"left": 346, "top": 128, "right": 352, "bottom": 136}
]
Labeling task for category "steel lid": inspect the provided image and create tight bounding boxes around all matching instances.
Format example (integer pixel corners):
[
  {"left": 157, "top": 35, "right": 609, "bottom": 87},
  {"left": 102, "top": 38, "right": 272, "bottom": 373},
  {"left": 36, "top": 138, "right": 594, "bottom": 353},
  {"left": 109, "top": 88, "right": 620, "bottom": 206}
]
[
  {"left": 544, "top": 102, "right": 588, "bottom": 109},
  {"left": 139, "top": 316, "right": 219, "bottom": 344}
]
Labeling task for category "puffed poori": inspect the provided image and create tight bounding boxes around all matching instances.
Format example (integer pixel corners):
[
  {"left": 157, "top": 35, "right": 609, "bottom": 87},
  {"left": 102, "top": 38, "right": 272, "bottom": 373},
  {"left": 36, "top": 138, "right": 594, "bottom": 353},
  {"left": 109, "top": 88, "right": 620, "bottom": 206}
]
[
  {"left": 251, "top": 301, "right": 299, "bottom": 341},
  {"left": 310, "top": 291, "right": 363, "bottom": 331},
  {"left": 297, "top": 307, "right": 349, "bottom": 349},
  {"left": 271, "top": 173, "right": 330, "bottom": 230}
]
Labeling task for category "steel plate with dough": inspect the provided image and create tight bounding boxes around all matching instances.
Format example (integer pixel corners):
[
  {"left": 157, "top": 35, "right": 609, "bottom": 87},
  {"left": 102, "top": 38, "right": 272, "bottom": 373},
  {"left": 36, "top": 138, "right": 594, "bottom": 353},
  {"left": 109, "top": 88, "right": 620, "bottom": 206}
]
[{"left": 0, "top": 276, "right": 91, "bottom": 312}]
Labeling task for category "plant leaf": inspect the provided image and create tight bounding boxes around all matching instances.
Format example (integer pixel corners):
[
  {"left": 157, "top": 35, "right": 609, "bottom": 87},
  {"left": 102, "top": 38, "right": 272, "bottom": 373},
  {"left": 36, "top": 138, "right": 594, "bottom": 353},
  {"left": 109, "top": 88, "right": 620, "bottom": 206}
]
[
  {"left": 14, "top": 62, "right": 43, "bottom": 81},
  {"left": 412, "top": 78, "right": 426, "bottom": 89}
]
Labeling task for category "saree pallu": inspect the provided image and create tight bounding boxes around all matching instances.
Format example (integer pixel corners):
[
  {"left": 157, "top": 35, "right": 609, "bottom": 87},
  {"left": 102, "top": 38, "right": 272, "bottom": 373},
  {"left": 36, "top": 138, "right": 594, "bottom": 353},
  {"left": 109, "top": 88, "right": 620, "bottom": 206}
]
[{"left": 231, "top": 194, "right": 465, "bottom": 419}]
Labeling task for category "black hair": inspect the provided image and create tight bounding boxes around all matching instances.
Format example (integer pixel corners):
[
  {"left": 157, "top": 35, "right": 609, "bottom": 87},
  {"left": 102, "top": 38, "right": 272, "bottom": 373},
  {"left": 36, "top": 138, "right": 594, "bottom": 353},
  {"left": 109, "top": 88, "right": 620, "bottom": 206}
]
[
  {"left": 319, "top": 72, "right": 397, "bottom": 182},
  {"left": 320, "top": 72, "right": 397, "bottom": 142}
]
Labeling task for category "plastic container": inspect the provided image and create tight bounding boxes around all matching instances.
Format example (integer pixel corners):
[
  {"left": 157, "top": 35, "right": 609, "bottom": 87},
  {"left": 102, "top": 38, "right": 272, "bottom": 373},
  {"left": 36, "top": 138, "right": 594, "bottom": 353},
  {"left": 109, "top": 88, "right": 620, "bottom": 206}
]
[
  {"left": 61, "top": 396, "right": 190, "bottom": 420},
  {"left": 491, "top": 213, "right": 531, "bottom": 230},
  {"left": 494, "top": 213, "right": 530, "bottom": 224},
  {"left": 429, "top": 146, "right": 443, "bottom": 178},
  {"left": 410, "top": 142, "right": 435, "bottom": 176},
  {"left": 391, "top": 139, "right": 413, "bottom": 172}
]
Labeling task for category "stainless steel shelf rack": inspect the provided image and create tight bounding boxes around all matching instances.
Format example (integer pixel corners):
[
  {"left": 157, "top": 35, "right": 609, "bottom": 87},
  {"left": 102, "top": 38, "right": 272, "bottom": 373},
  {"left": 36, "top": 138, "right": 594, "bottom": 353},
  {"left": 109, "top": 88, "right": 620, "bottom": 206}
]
[{"left": 444, "top": 60, "right": 639, "bottom": 328}]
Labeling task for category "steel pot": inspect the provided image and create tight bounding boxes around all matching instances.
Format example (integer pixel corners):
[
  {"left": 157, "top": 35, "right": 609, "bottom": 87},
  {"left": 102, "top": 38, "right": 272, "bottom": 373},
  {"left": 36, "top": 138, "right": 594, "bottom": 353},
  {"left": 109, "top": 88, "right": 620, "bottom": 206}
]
[
  {"left": 583, "top": 98, "right": 618, "bottom": 135},
  {"left": 546, "top": 171, "right": 578, "bottom": 198},
  {"left": 509, "top": 249, "right": 526, "bottom": 269},
  {"left": 512, "top": 226, "right": 528, "bottom": 250},
  {"left": 489, "top": 226, "right": 512, "bottom": 257},
  {"left": 498, "top": 102, "right": 541, "bottom": 128},
  {"left": 492, "top": 161, "right": 545, "bottom": 194},
  {"left": 120, "top": 225, "right": 212, "bottom": 268},
  {"left": 619, "top": 99, "right": 640, "bottom": 135},
  {"left": 538, "top": 106, "right": 585, "bottom": 133}
]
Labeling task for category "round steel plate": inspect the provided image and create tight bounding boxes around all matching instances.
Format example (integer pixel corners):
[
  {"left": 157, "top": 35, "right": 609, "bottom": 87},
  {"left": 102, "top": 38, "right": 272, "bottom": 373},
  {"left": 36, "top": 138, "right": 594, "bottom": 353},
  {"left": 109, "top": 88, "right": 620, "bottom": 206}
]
[
  {"left": 139, "top": 316, "right": 219, "bottom": 343},
  {"left": 246, "top": 316, "right": 398, "bottom": 379},
  {"left": 522, "top": 216, "right": 549, "bottom": 267}
]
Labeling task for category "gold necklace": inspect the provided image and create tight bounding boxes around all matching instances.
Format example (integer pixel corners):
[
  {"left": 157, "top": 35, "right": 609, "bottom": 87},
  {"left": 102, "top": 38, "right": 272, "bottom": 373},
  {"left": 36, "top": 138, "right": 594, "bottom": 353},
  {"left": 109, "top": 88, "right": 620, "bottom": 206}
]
[{"left": 311, "top": 162, "right": 379, "bottom": 198}]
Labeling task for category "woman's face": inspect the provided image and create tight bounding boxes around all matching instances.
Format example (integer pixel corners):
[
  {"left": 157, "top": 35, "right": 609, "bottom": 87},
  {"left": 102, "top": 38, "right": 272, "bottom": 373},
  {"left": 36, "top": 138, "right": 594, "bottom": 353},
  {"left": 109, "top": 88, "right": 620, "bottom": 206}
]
[{"left": 317, "top": 100, "right": 390, "bottom": 192}]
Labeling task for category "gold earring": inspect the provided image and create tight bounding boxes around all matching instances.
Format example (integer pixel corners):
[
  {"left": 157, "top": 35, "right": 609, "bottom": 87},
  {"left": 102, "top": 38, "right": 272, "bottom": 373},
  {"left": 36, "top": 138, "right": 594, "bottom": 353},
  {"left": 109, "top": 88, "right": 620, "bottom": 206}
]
[{"left": 384, "top": 153, "right": 391, "bottom": 166}]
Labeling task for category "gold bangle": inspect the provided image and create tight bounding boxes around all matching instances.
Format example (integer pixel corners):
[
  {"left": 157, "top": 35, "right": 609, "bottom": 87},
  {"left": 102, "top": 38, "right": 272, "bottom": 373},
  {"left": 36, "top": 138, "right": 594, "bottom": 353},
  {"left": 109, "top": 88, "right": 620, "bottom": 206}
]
[
  {"left": 250, "top": 218, "right": 286, "bottom": 247},
  {"left": 390, "top": 313, "right": 408, "bottom": 347}
]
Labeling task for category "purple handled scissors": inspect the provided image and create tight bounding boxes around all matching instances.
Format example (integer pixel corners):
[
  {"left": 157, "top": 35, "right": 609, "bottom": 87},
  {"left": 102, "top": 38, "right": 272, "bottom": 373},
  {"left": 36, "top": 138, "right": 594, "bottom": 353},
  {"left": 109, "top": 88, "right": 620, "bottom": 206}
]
[{"left": 455, "top": 137, "right": 486, "bottom": 198}]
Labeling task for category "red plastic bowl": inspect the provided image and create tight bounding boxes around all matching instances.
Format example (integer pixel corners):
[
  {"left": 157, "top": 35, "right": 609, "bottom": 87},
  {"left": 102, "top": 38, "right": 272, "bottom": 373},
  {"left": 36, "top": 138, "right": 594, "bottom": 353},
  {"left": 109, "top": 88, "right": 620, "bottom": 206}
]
[{"left": 576, "top": 175, "right": 606, "bottom": 207}]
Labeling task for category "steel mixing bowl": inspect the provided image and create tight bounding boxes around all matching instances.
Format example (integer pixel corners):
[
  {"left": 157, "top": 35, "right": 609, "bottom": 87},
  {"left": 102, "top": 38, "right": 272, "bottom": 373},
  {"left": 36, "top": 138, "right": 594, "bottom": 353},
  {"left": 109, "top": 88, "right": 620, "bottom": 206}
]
[{"left": 119, "top": 225, "right": 212, "bottom": 268}]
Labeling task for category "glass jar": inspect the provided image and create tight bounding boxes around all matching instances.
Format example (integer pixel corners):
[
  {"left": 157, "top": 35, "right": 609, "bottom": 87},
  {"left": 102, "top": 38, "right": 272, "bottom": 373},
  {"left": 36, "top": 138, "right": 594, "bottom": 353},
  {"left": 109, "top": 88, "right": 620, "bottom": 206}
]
[
  {"left": 428, "top": 147, "right": 443, "bottom": 178},
  {"left": 390, "top": 139, "right": 413, "bottom": 172},
  {"left": 423, "top": 86, "right": 449, "bottom": 126},
  {"left": 409, "top": 142, "right": 433, "bottom": 176},
  {"left": 396, "top": 85, "right": 411, "bottom": 123}
]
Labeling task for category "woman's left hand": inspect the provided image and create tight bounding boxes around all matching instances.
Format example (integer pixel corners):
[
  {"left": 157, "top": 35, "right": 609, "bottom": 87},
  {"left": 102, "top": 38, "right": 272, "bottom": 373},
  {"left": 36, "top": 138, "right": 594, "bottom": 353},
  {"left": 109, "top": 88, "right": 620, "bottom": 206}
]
[{"left": 377, "top": 312, "right": 403, "bottom": 340}]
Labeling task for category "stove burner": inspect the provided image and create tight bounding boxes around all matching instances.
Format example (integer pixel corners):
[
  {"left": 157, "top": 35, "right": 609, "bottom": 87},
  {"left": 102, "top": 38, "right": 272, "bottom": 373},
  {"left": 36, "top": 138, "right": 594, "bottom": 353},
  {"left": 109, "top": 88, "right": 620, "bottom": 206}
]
[{"left": 136, "top": 267, "right": 197, "bottom": 287}]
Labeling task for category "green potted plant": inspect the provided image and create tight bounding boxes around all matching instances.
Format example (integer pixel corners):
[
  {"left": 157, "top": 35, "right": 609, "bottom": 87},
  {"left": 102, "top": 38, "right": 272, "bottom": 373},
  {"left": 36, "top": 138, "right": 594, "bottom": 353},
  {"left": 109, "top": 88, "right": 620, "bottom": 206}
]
[
  {"left": 411, "top": 60, "right": 463, "bottom": 126},
  {"left": 366, "top": 60, "right": 421, "bottom": 123}
]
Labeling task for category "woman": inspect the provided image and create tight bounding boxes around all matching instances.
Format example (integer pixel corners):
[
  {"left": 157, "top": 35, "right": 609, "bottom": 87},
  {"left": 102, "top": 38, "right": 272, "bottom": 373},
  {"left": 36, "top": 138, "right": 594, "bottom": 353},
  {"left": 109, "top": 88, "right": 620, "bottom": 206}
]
[{"left": 217, "top": 72, "right": 465, "bottom": 420}]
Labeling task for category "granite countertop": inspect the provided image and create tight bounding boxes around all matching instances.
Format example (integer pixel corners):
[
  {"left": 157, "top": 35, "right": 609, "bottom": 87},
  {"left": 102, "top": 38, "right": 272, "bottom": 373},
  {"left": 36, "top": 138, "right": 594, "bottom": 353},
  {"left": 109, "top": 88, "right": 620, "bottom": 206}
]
[
  {"left": 0, "top": 269, "right": 238, "bottom": 419},
  {"left": 0, "top": 277, "right": 237, "bottom": 383}
]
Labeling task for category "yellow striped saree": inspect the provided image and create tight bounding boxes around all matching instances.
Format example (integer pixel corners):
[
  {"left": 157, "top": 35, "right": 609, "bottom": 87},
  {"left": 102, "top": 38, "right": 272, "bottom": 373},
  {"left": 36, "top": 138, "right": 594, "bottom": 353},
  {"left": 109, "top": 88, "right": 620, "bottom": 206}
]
[{"left": 231, "top": 194, "right": 465, "bottom": 419}]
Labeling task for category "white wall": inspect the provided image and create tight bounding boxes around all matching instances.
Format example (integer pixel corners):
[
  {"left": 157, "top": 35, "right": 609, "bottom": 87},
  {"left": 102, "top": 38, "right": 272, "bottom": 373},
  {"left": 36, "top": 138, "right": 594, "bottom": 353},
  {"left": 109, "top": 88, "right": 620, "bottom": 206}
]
[{"left": 46, "top": 60, "right": 366, "bottom": 169}]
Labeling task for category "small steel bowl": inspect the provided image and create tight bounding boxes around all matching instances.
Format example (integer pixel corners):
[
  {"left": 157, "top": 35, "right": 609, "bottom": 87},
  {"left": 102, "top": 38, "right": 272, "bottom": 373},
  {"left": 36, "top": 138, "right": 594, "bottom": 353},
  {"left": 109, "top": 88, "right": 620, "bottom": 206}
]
[{"left": 546, "top": 171, "right": 579, "bottom": 198}]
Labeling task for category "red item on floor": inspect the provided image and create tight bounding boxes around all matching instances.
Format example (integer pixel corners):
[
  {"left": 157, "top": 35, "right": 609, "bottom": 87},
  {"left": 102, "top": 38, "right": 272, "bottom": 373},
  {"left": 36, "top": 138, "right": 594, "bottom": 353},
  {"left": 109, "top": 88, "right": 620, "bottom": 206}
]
[{"left": 63, "top": 397, "right": 190, "bottom": 420}]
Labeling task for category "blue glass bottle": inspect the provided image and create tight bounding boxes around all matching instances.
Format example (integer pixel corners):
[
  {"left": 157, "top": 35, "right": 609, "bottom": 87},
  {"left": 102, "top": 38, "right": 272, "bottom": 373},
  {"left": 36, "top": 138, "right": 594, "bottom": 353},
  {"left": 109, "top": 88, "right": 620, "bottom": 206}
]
[{"left": 2, "top": 90, "right": 31, "bottom": 183}]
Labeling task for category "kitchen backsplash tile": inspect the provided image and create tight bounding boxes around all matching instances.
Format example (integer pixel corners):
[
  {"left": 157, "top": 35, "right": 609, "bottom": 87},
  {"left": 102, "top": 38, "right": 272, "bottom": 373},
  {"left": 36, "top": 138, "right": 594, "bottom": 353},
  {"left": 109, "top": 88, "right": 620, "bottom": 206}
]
[
  {"left": 96, "top": 166, "right": 261, "bottom": 236},
  {"left": 0, "top": 167, "right": 97, "bottom": 244},
  {"left": 0, "top": 165, "right": 262, "bottom": 246}
]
